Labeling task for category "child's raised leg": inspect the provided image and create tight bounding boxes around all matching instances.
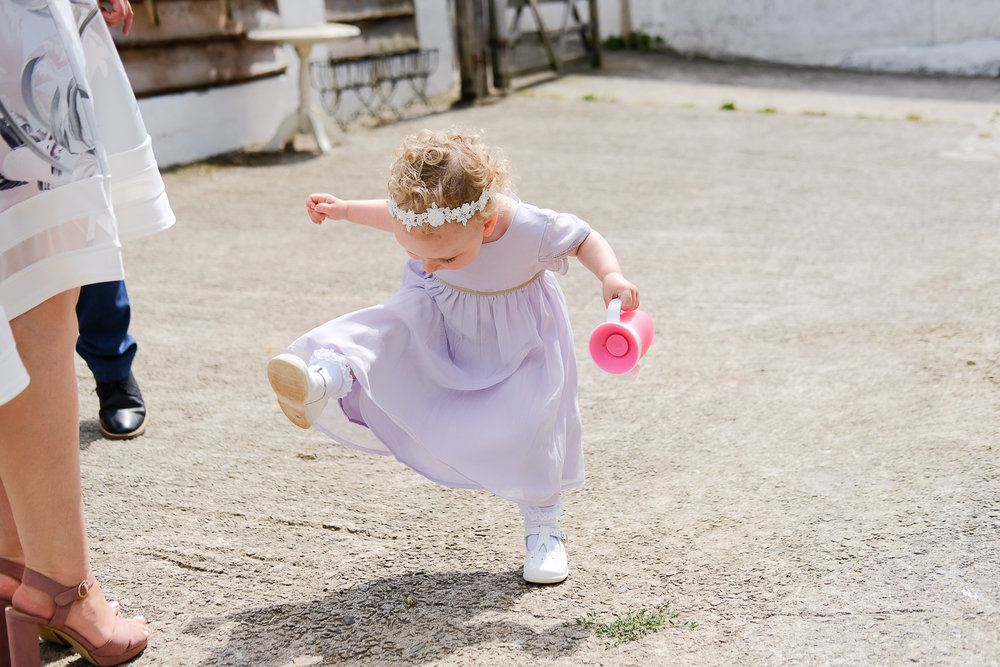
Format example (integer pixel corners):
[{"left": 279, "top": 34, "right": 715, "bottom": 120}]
[
  {"left": 519, "top": 498, "right": 568, "bottom": 584},
  {"left": 267, "top": 352, "right": 352, "bottom": 428}
]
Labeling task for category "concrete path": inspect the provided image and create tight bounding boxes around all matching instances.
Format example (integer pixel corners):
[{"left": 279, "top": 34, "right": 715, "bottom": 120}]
[{"left": 66, "top": 52, "right": 999, "bottom": 665}]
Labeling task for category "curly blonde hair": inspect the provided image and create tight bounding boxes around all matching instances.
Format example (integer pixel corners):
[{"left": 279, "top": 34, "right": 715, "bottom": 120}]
[{"left": 387, "top": 129, "right": 511, "bottom": 234}]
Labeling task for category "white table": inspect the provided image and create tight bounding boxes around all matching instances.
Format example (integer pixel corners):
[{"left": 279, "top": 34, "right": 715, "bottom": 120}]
[{"left": 247, "top": 24, "right": 361, "bottom": 153}]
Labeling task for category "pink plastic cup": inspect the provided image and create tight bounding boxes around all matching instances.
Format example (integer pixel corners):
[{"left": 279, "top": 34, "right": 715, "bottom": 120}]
[{"left": 589, "top": 298, "right": 654, "bottom": 374}]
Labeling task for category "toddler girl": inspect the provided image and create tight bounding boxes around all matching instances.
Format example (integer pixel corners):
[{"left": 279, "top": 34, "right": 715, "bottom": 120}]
[{"left": 268, "top": 129, "right": 639, "bottom": 584}]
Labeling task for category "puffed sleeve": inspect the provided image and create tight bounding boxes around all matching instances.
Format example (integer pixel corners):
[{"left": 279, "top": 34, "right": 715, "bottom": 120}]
[{"left": 537, "top": 208, "right": 591, "bottom": 275}]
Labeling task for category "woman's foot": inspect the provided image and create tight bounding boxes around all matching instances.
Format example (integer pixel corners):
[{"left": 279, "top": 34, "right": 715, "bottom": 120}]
[
  {"left": 7, "top": 569, "right": 148, "bottom": 666},
  {"left": 2, "top": 559, "right": 121, "bottom": 652}
]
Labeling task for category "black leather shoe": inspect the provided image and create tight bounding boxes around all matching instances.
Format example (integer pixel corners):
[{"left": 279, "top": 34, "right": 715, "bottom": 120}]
[{"left": 95, "top": 372, "right": 147, "bottom": 439}]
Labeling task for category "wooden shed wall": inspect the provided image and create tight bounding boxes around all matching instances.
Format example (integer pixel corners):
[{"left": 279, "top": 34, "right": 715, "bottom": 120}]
[
  {"left": 112, "top": 0, "right": 425, "bottom": 98},
  {"left": 323, "top": 0, "right": 420, "bottom": 59},
  {"left": 113, "top": 0, "right": 286, "bottom": 98}
]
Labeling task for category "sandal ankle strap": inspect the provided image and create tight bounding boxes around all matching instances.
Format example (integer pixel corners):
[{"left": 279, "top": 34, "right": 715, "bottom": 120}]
[
  {"left": 21, "top": 568, "right": 95, "bottom": 606},
  {"left": 20, "top": 567, "right": 96, "bottom": 626},
  {"left": 0, "top": 557, "right": 24, "bottom": 580}
]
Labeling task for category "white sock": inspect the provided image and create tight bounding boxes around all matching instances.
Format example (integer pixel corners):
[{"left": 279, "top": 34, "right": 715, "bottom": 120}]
[
  {"left": 308, "top": 354, "right": 353, "bottom": 402},
  {"left": 520, "top": 500, "right": 564, "bottom": 551},
  {"left": 306, "top": 365, "right": 333, "bottom": 404}
]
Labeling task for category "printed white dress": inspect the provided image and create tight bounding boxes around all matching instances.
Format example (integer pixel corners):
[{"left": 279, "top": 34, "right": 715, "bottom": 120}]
[
  {"left": 289, "top": 202, "right": 590, "bottom": 506},
  {"left": 0, "top": 0, "right": 174, "bottom": 405}
]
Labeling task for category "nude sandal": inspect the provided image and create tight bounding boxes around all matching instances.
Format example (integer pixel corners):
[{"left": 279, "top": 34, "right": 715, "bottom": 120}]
[
  {"left": 1, "top": 558, "right": 24, "bottom": 667},
  {"left": 4, "top": 568, "right": 147, "bottom": 667}
]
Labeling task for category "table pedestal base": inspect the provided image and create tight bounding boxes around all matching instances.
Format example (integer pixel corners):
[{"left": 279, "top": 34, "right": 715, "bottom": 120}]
[
  {"left": 247, "top": 24, "right": 361, "bottom": 155},
  {"left": 264, "top": 108, "right": 337, "bottom": 153}
]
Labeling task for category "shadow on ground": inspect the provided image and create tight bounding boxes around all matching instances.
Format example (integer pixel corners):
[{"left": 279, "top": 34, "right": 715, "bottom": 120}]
[
  {"left": 590, "top": 50, "right": 1000, "bottom": 103},
  {"left": 78, "top": 420, "right": 103, "bottom": 450},
  {"left": 193, "top": 570, "right": 588, "bottom": 665},
  {"left": 193, "top": 150, "right": 320, "bottom": 169}
]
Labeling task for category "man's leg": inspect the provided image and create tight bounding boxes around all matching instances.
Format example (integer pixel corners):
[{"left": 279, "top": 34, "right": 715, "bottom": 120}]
[{"left": 76, "top": 281, "right": 146, "bottom": 439}]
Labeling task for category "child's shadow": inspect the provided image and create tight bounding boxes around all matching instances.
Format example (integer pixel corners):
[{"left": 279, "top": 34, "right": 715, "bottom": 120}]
[{"left": 196, "top": 569, "right": 587, "bottom": 665}]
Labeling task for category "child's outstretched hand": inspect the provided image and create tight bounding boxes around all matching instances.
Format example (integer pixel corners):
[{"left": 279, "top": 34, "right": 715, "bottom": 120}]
[
  {"left": 306, "top": 193, "right": 348, "bottom": 224},
  {"left": 603, "top": 272, "right": 640, "bottom": 311}
]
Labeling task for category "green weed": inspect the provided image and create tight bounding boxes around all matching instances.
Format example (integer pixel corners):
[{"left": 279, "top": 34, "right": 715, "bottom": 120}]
[
  {"left": 574, "top": 601, "right": 696, "bottom": 647},
  {"left": 720, "top": 101, "right": 736, "bottom": 111},
  {"left": 603, "top": 31, "right": 668, "bottom": 53}
]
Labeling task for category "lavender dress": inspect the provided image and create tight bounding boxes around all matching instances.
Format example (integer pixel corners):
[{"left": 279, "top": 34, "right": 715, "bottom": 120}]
[
  {"left": 289, "top": 202, "right": 590, "bottom": 506},
  {"left": 0, "top": 0, "right": 174, "bottom": 405}
]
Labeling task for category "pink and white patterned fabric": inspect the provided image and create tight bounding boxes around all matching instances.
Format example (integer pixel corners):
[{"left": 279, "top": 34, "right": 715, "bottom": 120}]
[{"left": 0, "top": 0, "right": 173, "bottom": 405}]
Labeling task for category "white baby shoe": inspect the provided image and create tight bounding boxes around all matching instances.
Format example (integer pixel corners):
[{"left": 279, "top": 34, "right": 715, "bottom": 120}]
[
  {"left": 267, "top": 353, "right": 335, "bottom": 429},
  {"left": 523, "top": 524, "right": 568, "bottom": 584}
]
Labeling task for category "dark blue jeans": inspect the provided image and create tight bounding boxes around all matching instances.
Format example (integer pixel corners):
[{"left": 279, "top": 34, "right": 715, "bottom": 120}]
[{"left": 75, "top": 280, "right": 137, "bottom": 384}]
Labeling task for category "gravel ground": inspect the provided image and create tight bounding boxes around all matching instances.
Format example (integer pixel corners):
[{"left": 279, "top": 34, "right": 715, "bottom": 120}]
[{"left": 59, "top": 52, "right": 1000, "bottom": 665}]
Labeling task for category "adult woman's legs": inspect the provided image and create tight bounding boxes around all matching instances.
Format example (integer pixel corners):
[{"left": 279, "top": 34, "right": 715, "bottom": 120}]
[
  {"left": 0, "top": 289, "right": 140, "bottom": 648},
  {"left": 0, "top": 289, "right": 86, "bottom": 582}
]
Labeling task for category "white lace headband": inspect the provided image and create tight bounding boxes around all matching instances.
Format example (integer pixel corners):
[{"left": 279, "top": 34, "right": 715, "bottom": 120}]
[{"left": 388, "top": 189, "right": 493, "bottom": 231}]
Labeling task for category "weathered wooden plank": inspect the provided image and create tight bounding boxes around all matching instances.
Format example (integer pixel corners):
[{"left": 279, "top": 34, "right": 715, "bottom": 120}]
[
  {"left": 118, "top": 40, "right": 286, "bottom": 97},
  {"left": 114, "top": 0, "right": 281, "bottom": 45},
  {"left": 501, "top": 0, "right": 601, "bottom": 76},
  {"left": 454, "top": 0, "right": 488, "bottom": 101},
  {"left": 489, "top": 0, "right": 511, "bottom": 90},
  {"left": 113, "top": 0, "right": 423, "bottom": 97},
  {"left": 324, "top": 0, "right": 414, "bottom": 23},
  {"left": 324, "top": 16, "right": 419, "bottom": 60}
]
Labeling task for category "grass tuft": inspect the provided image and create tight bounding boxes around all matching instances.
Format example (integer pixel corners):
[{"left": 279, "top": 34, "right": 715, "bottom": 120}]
[
  {"left": 603, "top": 31, "right": 669, "bottom": 53},
  {"left": 575, "top": 601, "right": 695, "bottom": 647}
]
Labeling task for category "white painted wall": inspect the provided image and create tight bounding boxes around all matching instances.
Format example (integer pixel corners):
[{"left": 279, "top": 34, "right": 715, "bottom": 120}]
[
  {"left": 143, "top": 0, "right": 457, "bottom": 168},
  {"left": 141, "top": 77, "right": 291, "bottom": 168},
  {"left": 598, "top": 0, "right": 1000, "bottom": 77}
]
